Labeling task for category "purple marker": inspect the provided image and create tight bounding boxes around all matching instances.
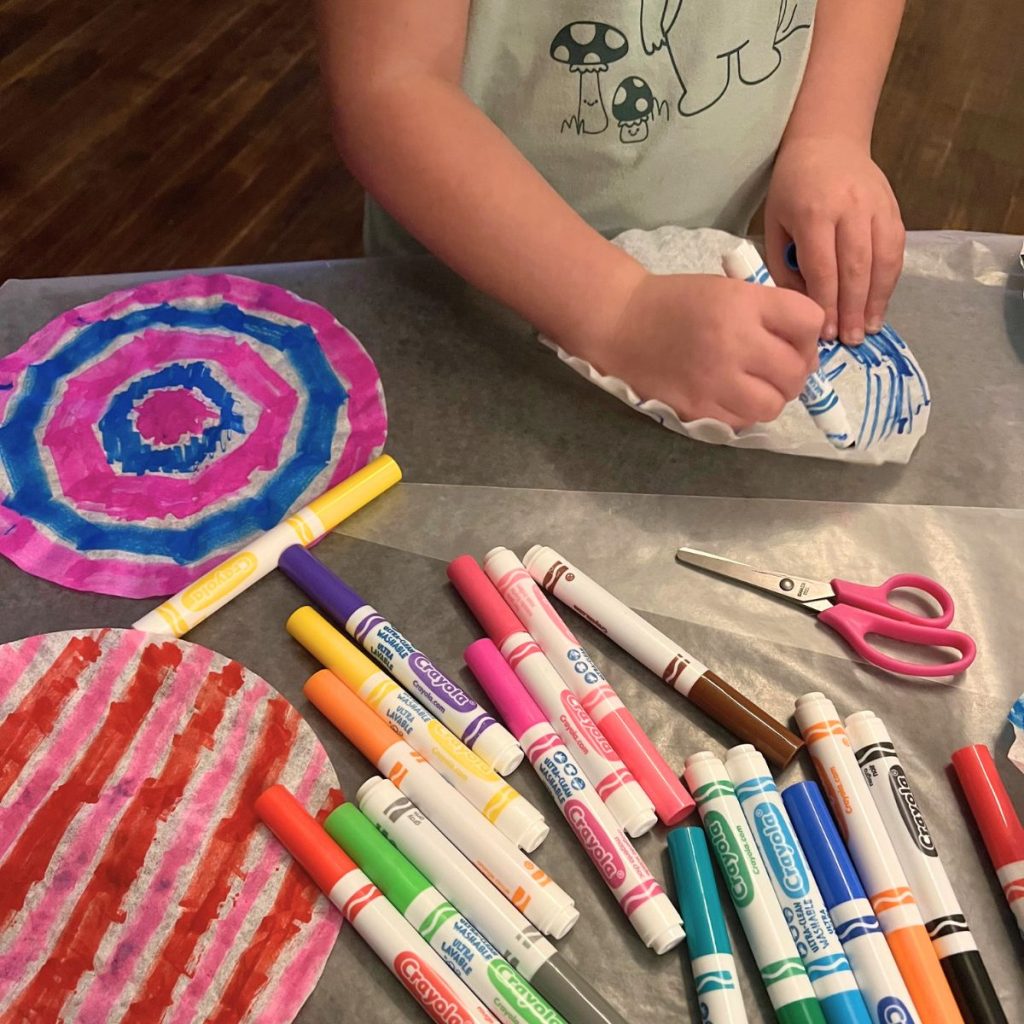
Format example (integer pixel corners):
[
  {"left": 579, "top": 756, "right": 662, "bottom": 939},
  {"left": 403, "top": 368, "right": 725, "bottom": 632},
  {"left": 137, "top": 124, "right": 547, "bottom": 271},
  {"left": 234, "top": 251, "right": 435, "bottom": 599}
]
[
  {"left": 465, "top": 637, "right": 684, "bottom": 955},
  {"left": 279, "top": 546, "right": 523, "bottom": 775}
]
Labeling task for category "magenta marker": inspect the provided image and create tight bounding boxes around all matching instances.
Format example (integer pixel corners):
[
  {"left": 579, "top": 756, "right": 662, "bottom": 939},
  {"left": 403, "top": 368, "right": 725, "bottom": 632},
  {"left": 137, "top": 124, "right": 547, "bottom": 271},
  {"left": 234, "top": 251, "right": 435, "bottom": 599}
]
[
  {"left": 482, "top": 547, "right": 694, "bottom": 826},
  {"left": 465, "top": 637, "right": 683, "bottom": 955},
  {"left": 448, "top": 556, "right": 656, "bottom": 838}
]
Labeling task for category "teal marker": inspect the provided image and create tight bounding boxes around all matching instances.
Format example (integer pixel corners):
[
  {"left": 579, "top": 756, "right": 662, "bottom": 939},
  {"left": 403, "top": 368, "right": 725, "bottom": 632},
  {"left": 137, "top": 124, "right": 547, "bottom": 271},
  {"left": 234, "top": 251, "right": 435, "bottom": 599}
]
[
  {"left": 668, "top": 827, "right": 749, "bottom": 1023},
  {"left": 325, "top": 803, "right": 567, "bottom": 1024},
  {"left": 725, "top": 746, "right": 872, "bottom": 1024}
]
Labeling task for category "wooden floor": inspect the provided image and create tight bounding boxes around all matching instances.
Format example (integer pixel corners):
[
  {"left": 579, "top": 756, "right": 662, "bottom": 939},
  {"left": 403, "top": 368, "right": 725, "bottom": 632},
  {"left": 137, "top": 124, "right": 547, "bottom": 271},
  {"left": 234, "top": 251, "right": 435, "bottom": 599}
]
[{"left": 1, "top": 0, "right": 1022, "bottom": 282}]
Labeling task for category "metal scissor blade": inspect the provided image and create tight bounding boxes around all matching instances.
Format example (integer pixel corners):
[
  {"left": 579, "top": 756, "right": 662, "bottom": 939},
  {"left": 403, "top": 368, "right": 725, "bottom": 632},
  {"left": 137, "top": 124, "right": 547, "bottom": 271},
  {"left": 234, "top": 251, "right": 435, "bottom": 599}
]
[{"left": 675, "top": 547, "right": 836, "bottom": 612}]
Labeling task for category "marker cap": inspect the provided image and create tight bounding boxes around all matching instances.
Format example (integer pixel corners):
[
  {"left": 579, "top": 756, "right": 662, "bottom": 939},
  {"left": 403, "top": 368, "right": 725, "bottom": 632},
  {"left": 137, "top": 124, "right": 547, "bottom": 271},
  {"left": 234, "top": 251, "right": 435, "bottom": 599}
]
[
  {"left": 666, "top": 826, "right": 732, "bottom": 956},
  {"left": 307, "top": 454, "right": 402, "bottom": 529},
  {"left": 464, "top": 638, "right": 547, "bottom": 740},
  {"left": 951, "top": 744, "right": 1024, "bottom": 868},
  {"left": 303, "top": 668, "right": 400, "bottom": 766},
  {"left": 288, "top": 606, "right": 378, "bottom": 688},
  {"left": 447, "top": 555, "right": 524, "bottom": 648},
  {"left": 782, "top": 781, "right": 866, "bottom": 909},
  {"left": 279, "top": 545, "right": 366, "bottom": 624},
  {"left": 255, "top": 784, "right": 351, "bottom": 897},
  {"left": 325, "top": 803, "right": 428, "bottom": 915}
]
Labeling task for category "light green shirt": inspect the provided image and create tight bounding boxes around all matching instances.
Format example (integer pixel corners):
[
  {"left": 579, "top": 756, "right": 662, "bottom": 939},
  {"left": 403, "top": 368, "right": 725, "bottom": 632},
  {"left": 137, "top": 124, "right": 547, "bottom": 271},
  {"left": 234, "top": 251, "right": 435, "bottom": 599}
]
[{"left": 364, "top": 1, "right": 816, "bottom": 255}]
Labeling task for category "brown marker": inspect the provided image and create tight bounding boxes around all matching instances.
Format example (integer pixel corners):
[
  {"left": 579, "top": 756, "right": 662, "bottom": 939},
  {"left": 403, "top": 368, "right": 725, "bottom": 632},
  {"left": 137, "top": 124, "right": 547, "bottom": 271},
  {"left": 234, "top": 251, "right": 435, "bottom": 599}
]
[{"left": 523, "top": 545, "right": 803, "bottom": 768}]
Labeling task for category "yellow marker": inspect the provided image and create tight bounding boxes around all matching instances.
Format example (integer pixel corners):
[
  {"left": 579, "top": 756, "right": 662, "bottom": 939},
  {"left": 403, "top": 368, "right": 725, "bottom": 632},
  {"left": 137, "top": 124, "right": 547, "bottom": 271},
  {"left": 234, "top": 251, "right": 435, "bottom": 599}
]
[
  {"left": 132, "top": 455, "right": 401, "bottom": 637},
  {"left": 287, "top": 607, "right": 549, "bottom": 853}
]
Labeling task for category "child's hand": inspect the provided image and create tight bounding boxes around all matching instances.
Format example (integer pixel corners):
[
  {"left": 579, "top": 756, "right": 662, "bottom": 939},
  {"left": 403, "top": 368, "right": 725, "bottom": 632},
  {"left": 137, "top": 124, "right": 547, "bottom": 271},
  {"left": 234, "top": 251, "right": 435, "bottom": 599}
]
[
  {"left": 578, "top": 273, "right": 825, "bottom": 430},
  {"left": 764, "top": 136, "right": 905, "bottom": 346}
]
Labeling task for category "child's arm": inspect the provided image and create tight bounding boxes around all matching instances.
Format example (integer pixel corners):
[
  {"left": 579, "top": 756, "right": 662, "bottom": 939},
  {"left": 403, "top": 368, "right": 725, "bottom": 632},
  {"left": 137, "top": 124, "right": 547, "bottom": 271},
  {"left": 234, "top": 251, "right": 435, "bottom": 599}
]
[
  {"left": 320, "top": 0, "right": 824, "bottom": 428},
  {"left": 765, "top": 0, "right": 907, "bottom": 346}
]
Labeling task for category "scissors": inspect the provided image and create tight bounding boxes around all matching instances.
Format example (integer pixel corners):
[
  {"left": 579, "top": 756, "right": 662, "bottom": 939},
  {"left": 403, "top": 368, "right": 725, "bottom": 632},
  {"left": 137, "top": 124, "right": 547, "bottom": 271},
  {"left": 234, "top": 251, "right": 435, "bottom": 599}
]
[{"left": 675, "top": 547, "right": 976, "bottom": 678}]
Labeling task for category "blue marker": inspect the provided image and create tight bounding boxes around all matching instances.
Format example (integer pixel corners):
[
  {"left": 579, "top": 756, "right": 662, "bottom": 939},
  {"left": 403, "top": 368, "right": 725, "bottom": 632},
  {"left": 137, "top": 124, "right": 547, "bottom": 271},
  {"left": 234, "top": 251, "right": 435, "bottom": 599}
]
[
  {"left": 667, "top": 826, "right": 749, "bottom": 1023},
  {"left": 721, "top": 241, "right": 855, "bottom": 450},
  {"left": 726, "top": 747, "right": 871, "bottom": 1024},
  {"left": 783, "top": 782, "right": 922, "bottom": 1024}
]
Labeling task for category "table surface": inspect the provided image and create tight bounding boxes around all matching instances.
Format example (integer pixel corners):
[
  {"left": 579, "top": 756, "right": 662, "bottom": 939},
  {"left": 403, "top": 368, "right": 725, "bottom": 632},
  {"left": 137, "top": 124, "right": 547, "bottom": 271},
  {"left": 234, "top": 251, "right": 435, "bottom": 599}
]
[{"left": 1, "top": 230, "right": 1022, "bottom": 1024}]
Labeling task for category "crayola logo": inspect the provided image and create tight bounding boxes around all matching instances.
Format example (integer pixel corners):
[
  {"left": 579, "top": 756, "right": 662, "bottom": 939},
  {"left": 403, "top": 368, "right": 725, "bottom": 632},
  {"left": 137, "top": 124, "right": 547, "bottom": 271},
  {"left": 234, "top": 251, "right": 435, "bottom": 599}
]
[
  {"left": 409, "top": 653, "right": 478, "bottom": 712},
  {"left": 427, "top": 720, "right": 494, "bottom": 779},
  {"left": 705, "top": 811, "right": 754, "bottom": 907},
  {"left": 565, "top": 799, "right": 626, "bottom": 886},
  {"left": 753, "top": 803, "right": 809, "bottom": 898},
  {"left": 662, "top": 654, "right": 689, "bottom": 687},
  {"left": 878, "top": 995, "right": 914, "bottom": 1023},
  {"left": 394, "top": 952, "right": 475, "bottom": 1024},
  {"left": 560, "top": 691, "right": 615, "bottom": 758},
  {"left": 182, "top": 552, "right": 257, "bottom": 611},
  {"left": 488, "top": 962, "right": 563, "bottom": 1024},
  {"left": 888, "top": 765, "right": 936, "bottom": 857}
]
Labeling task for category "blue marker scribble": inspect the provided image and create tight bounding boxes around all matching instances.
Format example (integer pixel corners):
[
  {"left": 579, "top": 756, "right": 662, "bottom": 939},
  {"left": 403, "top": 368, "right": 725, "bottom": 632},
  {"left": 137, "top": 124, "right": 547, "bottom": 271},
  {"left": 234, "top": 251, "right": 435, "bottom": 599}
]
[{"left": 818, "top": 325, "right": 929, "bottom": 449}]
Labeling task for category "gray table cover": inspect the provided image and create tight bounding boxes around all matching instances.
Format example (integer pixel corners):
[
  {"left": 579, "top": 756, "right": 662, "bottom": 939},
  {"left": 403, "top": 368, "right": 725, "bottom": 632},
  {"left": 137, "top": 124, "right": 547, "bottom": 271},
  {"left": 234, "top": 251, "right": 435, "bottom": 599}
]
[{"left": 0, "top": 231, "right": 1021, "bottom": 1023}]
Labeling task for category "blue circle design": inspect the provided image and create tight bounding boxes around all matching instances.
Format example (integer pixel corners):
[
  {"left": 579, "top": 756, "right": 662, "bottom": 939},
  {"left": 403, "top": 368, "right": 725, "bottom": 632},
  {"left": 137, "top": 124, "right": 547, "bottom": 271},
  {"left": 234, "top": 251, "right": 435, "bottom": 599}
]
[
  {"left": 99, "top": 362, "right": 245, "bottom": 476},
  {"left": 0, "top": 301, "right": 349, "bottom": 563}
]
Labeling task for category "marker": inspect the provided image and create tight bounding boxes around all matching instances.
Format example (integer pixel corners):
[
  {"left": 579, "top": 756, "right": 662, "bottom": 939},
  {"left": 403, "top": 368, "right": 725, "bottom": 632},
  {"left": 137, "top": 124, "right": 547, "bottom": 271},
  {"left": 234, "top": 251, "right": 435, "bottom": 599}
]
[
  {"left": 289, "top": 607, "right": 547, "bottom": 852},
  {"left": 303, "top": 669, "right": 577, "bottom": 938},
  {"left": 950, "top": 744, "right": 1024, "bottom": 938},
  {"left": 783, "top": 781, "right": 921, "bottom": 1024},
  {"left": 684, "top": 752, "right": 826, "bottom": 1024},
  {"left": 847, "top": 713, "right": 1006, "bottom": 1024},
  {"left": 523, "top": 546, "right": 803, "bottom": 769},
  {"left": 359, "top": 777, "right": 629, "bottom": 1024},
  {"left": 325, "top": 802, "right": 567, "bottom": 1024},
  {"left": 725, "top": 745, "right": 871, "bottom": 1024},
  {"left": 466, "top": 638, "right": 683, "bottom": 954},
  {"left": 255, "top": 784, "right": 497, "bottom": 1024},
  {"left": 721, "top": 241, "right": 854, "bottom": 450},
  {"left": 667, "top": 826, "right": 749, "bottom": 1023},
  {"left": 448, "top": 555, "right": 656, "bottom": 838},
  {"left": 794, "top": 693, "right": 963, "bottom": 1024},
  {"left": 279, "top": 545, "right": 522, "bottom": 775},
  {"left": 482, "top": 546, "right": 694, "bottom": 826},
  {"left": 133, "top": 454, "right": 402, "bottom": 636}
]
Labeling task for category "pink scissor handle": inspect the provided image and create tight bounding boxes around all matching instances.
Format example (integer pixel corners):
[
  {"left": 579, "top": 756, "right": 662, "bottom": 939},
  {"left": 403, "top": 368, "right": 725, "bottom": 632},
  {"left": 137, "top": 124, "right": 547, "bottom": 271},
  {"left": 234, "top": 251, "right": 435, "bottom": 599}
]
[
  {"left": 818, "top": 604, "right": 976, "bottom": 677},
  {"left": 831, "top": 574, "right": 955, "bottom": 627}
]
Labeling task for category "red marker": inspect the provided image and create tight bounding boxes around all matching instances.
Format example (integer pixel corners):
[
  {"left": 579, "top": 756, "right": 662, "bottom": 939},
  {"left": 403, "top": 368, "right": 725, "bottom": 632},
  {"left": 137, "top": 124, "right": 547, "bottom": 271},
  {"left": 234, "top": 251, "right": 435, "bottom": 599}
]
[
  {"left": 255, "top": 786, "right": 498, "bottom": 1024},
  {"left": 950, "top": 745, "right": 1024, "bottom": 939}
]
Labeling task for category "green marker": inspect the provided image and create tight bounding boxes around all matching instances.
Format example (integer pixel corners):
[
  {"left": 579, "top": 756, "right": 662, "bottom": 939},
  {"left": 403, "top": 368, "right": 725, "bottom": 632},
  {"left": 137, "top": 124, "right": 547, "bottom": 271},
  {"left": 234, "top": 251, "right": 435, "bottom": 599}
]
[
  {"left": 325, "top": 803, "right": 567, "bottom": 1024},
  {"left": 683, "top": 752, "right": 827, "bottom": 1024}
]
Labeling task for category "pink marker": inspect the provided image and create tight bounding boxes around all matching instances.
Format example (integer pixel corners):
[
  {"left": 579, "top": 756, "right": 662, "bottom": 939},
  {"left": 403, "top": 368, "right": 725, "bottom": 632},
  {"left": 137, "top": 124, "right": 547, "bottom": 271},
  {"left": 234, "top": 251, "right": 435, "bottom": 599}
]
[
  {"left": 448, "top": 555, "right": 657, "bottom": 838},
  {"left": 465, "top": 638, "right": 684, "bottom": 955},
  {"left": 482, "top": 546, "right": 694, "bottom": 826}
]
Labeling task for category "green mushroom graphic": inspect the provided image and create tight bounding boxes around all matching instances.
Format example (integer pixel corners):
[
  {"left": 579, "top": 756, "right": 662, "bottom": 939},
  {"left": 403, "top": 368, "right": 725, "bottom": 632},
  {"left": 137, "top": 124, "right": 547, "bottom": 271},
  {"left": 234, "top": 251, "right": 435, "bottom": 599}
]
[
  {"left": 550, "top": 21, "right": 629, "bottom": 135},
  {"left": 612, "top": 77, "right": 654, "bottom": 143}
]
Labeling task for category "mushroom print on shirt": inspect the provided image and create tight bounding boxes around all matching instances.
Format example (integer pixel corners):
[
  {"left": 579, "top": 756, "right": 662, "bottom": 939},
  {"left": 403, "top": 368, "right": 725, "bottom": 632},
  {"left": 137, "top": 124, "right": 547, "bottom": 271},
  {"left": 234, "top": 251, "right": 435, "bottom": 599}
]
[{"left": 362, "top": 0, "right": 818, "bottom": 255}]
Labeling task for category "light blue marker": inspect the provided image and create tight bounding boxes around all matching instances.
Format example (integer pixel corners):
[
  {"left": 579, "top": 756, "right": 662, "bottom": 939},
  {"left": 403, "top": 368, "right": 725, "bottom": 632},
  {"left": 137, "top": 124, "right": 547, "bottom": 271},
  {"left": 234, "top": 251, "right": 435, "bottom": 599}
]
[
  {"left": 726, "top": 746, "right": 872, "bottom": 1024},
  {"left": 721, "top": 241, "right": 855, "bottom": 449},
  {"left": 667, "top": 826, "right": 749, "bottom": 1023},
  {"left": 783, "top": 782, "right": 921, "bottom": 1024}
]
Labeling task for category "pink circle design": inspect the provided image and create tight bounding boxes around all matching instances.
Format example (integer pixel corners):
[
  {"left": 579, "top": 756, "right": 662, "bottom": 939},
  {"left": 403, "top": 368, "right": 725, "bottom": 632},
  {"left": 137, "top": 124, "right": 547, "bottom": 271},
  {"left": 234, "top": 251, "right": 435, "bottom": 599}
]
[{"left": 133, "top": 389, "right": 219, "bottom": 445}]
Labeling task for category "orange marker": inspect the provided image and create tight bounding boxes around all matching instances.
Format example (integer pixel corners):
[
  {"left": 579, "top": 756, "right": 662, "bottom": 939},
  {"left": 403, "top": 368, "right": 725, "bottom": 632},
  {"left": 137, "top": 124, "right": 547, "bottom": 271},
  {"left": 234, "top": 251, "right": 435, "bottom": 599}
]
[
  {"left": 303, "top": 670, "right": 578, "bottom": 938},
  {"left": 794, "top": 693, "right": 963, "bottom": 1024}
]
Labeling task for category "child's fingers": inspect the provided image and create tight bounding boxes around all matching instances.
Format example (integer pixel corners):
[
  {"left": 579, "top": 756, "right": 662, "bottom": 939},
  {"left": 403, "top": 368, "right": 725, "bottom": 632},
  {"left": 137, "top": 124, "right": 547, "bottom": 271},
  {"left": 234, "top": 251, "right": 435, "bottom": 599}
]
[
  {"left": 725, "top": 376, "right": 789, "bottom": 426},
  {"left": 864, "top": 213, "right": 905, "bottom": 334},
  {"left": 836, "top": 216, "right": 873, "bottom": 346},
  {"left": 745, "top": 336, "right": 811, "bottom": 401},
  {"left": 789, "top": 223, "right": 839, "bottom": 341},
  {"left": 759, "top": 288, "right": 824, "bottom": 368}
]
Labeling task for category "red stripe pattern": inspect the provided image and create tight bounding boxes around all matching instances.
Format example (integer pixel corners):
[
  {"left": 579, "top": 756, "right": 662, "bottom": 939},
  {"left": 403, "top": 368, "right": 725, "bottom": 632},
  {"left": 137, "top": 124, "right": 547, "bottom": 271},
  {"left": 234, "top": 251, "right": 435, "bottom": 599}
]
[{"left": 0, "top": 628, "right": 341, "bottom": 1024}]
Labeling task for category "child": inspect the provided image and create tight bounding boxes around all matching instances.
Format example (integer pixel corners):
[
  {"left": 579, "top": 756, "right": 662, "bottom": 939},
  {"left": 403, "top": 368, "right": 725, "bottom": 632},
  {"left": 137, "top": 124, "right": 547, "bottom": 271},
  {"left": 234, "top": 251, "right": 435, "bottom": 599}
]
[{"left": 317, "top": 1, "right": 906, "bottom": 429}]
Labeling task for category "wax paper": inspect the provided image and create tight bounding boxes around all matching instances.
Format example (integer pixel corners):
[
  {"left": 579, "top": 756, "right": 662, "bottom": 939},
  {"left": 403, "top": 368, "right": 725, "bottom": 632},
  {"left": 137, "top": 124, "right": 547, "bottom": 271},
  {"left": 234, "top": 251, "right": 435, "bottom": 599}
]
[
  {"left": 0, "top": 628, "right": 341, "bottom": 1024},
  {"left": 541, "top": 227, "right": 931, "bottom": 464},
  {"left": 0, "top": 231, "right": 1020, "bottom": 1024},
  {"left": 0, "top": 275, "right": 387, "bottom": 598}
]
